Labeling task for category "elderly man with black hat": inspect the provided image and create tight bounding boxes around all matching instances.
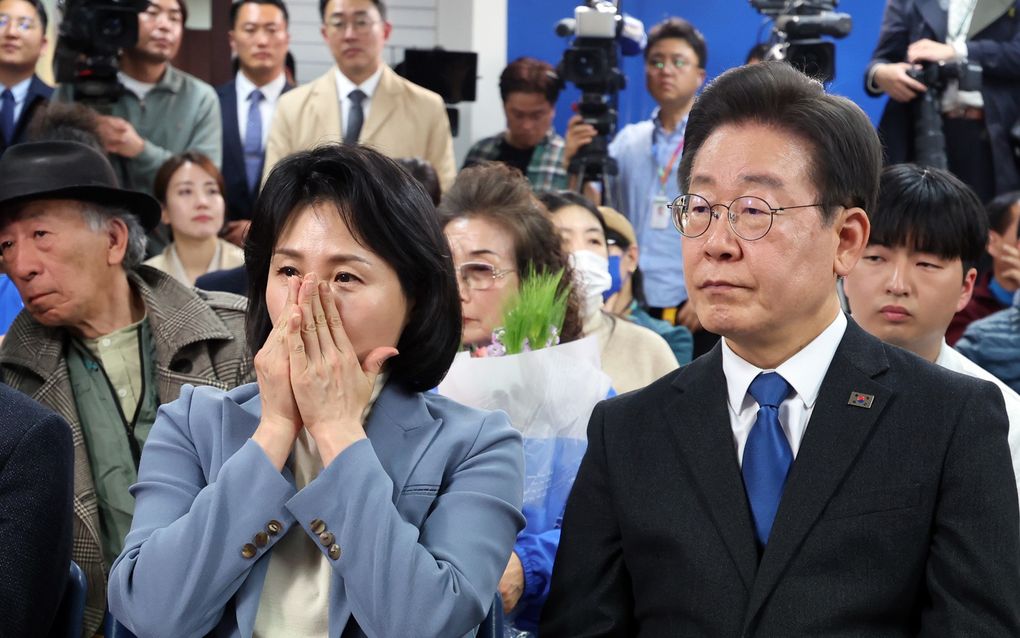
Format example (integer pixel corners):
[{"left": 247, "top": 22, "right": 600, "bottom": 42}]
[{"left": 0, "top": 140, "right": 253, "bottom": 634}]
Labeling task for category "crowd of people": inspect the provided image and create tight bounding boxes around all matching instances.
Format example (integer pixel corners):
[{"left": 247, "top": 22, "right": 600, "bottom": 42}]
[{"left": 1, "top": 0, "right": 1020, "bottom": 636}]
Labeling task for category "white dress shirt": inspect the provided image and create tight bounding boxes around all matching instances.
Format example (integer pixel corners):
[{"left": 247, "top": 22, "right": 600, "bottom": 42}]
[
  {"left": 236, "top": 71, "right": 287, "bottom": 149},
  {"left": 936, "top": 340, "right": 1020, "bottom": 508},
  {"left": 333, "top": 65, "right": 383, "bottom": 134},
  {"left": 2, "top": 76, "right": 32, "bottom": 123},
  {"left": 722, "top": 311, "right": 848, "bottom": 466}
]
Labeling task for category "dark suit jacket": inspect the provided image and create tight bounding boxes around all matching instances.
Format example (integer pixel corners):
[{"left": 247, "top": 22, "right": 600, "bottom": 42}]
[
  {"left": 195, "top": 265, "right": 248, "bottom": 296},
  {"left": 216, "top": 77, "right": 293, "bottom": 221},
  {"left": 541, "top": 319, "right": 1020, "bottom": 637},
  {"left": 866, "top": 0, "right": 1020, "bottom": 193},
  {"left": 0, "top": 75, "right": 54, "bottom": 156},
  {"left": 0, "top": 382, "right": 73, "bottom": 638}
]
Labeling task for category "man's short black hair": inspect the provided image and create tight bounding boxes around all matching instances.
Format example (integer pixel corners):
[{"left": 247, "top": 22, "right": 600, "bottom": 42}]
[
  {"left": 986, "top": 191, "right": 1020, "bottom": 236},
  {"left": 869, "top": 164, "right": 988, "bottom": 274},
  {"left": 645, "top": 17, "right": 707, "bottom": 69},
  {"left": 319, "top": 0, "right": 386, "bottom": 22},
  {"left": 230, "top": 0, "right": 289, "bottom": 28},
  {"left": 499, "top": 57, "right": 560, "bottom": 105},
  {"left": 678, "top": 61, "right": 882, "bottom": 224},
  {"left": 246, "top": 144, "right": 461, "bottom": 392}
]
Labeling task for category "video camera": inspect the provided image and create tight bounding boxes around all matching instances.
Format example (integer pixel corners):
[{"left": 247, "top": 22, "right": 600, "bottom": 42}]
[
  {"left": 54, "top": 0, "right": 150, "bottom": 106},
  {"left": 555, "top": 1, "right": 645, "bottom": 198},
  {"left": 905, "top": 60, "right": 982, "bottom": 170},
  {"left": 750, "top": 0, "right": 851, "bottom": 83}
]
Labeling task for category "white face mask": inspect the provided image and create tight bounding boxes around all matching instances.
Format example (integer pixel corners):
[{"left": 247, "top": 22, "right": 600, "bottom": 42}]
[{"left": 570, "top": 250, "right": 613, "bottom": 319}]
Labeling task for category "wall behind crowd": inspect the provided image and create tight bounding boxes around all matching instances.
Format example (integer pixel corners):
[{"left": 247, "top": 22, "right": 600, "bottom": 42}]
[{"left": 508, "top": 0, "right": 889, "bottom": 130}]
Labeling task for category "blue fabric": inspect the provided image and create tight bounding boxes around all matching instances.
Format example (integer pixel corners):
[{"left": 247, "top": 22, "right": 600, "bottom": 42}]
[
  {"left": 604, "top": 255, "right": 623, "bottom": 301},
  {"left": 0, "top": 275, "right": 24, "bottom": 334},
  {"left": 608, "top": 112, "right": 688, "bottom": 308},
  {"left": 242, "top": 89, "right": 264, "bottom": 194},
  {"left": 742, "top": 372, "right": 793, "bottom": 546},
  {"left": 957, "top": 294, "right": 1020, "bottom": 395},
  {"left": 989, "top": 277, "right": 1014, "bottom": 308},
  {"left": 0, "top": 90, "right": 14, "bottom": 145}
]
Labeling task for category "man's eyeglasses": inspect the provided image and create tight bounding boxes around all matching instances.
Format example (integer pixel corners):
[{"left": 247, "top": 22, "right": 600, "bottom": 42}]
[
  {"left": 669, "top": 194, "right": 823, "bottom": 241},
  {"left": 457, "top": 262, "right": 515, "bottom": 291},
  {"left": 327, "top": 16, "right": 379, "bottom": 33},
  {"left": 0, "top": 14, "right": 37, "bottom": 32},
  {"left": 647, "top": 57, "right": 691, "bottom": 71}
]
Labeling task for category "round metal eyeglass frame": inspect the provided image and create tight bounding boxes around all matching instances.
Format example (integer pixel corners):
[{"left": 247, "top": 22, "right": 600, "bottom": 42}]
[
  {"left": 668, "top": 194, "right": 824, "bottom": 241},
  {"left": 456, "top": 262, "right": 516, "bottom": 292}
]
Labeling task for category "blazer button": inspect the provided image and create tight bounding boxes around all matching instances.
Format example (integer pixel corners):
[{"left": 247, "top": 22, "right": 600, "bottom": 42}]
[
  {"left": 310, "top": 519, "right": 326, "bottom": 535},
  {"left": 254, "top": 531, "right": 269, "bottom": 548},
  {"left": 318, "top": 531, "right": 335, "bottom": 547},
  {"left": 241, "top": 543, "right": 257, "bottom": 559},
  {"left": 267, "top": 520, "right": 283, "bottom": 536},
  {"left": 328, "top": 544, "right": 341, "bottom": 560}
]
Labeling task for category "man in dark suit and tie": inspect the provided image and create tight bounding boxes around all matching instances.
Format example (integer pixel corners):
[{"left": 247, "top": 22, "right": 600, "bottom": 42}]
[
  {"left": 0, "top": 0, "right": 52, "bottom": 156},
  {"left": 217, "top": 0, "right": 293, "bottom": 247},
  {"left": 865, "top": 0, "right": 1020, "bottom": 202},
  {"left": 541, "top": 61, "right": 1020, "bottom": 636}
]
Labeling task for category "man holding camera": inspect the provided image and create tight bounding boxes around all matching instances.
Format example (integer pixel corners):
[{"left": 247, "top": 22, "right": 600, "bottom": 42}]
[
  {"left": 55, "top": 0, "right": 221, "bottom": 197},
  {"left": 866, "top": 0, "right": 1020, "bottom": 203}
]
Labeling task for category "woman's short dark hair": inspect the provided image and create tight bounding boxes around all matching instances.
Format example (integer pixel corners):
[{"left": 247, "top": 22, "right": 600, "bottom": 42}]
[
  {"left": 245, "top": 144, "right": 461, "bottom": 392},
  {"left": 871, "top": 164, "right": 988, "bottom": 275},
  {"left": 645, "top": 17, "right": 707, "bottom": 69},
  {"left": 499, "top": 57, "right": 560, "bottom": 105},
  {"left": 153, "top": 151, "right": 226, "bottom": 206},
  {"left": 678, "top": 61, "right": 882, "bottom": 224},
  {"left": 396, "top": 157, "right": 441, "bottom": 206},
  {"left": 437, "top": 162, "right": 584, "bottom": 343}
]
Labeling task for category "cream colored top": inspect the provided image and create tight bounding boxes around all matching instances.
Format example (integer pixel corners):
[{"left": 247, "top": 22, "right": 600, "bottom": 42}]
[
  {"left": 81, "top": 316, "right": 148, "bottom": 419},
  {"left": 584, "top": 310, "right": 679, "bottom": 394},
  {"left": 142, "top": 238, "right": 245, "bottom": 286},
  {"left": 252, "top": 374, "right": 388, "bottom": 637}
]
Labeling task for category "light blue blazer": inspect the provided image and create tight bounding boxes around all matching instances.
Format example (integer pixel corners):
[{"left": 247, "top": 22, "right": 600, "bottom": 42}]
[{"left": 108, "top": 382, "right": 525, "bottom": 638}]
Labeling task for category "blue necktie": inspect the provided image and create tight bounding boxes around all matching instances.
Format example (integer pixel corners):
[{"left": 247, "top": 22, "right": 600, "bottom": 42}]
[
  {"left": 345, "top": 89, "right": 366, "bottom": 143},
  {"left": 742, "top": 372, "right": 794, "bottom": 546},
  {"left": 1, "top": 89, "right": 15, "bottom": 145},
  {"left": 243, "top": 89, "right": 264, "bottom": 194}
]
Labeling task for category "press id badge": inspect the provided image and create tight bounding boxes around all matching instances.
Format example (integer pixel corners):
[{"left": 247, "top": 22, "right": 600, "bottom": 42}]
[{"left": 650, "top": 194, "right": 671, "bottom": 229}]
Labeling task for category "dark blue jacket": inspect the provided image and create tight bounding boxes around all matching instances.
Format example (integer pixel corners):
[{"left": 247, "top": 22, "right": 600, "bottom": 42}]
[
  {"left": 216, "top": 78, "right": 293, "bottom": 222},
  {"left": 866, "top": 0, "right": 1020, "bottom": 193},
  {"left": 956, "top": 293, "right": 1020, "bottom": 394},
  {"left": 0, "top": 75, "right": 54, "bottom": 156}
]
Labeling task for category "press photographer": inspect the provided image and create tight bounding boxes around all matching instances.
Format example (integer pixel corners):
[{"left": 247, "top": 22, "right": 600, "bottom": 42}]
[
  {"left": 53, "top": 0, "right": 221, "bottom": 199},
  {"left": 866, "top": 0, "right": 1020, "bottom": 202}
]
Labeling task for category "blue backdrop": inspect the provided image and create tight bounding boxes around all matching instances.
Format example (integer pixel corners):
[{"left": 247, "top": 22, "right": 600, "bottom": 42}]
[{"left": 507, "top": 1, "right": 890, "bottom": 133}]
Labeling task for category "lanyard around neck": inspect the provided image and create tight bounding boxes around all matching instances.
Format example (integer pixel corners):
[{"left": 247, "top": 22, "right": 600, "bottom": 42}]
[{"left": 655, "top": 133, "right": 686, "bottom": 192}]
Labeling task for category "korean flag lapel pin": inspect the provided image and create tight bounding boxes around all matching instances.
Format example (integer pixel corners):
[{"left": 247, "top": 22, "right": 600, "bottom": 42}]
[{"left": 848, "top": 391, "right": 875, "bottom": 409}]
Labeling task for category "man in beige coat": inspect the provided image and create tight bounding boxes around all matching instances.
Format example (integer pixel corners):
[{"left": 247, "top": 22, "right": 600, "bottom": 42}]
[{"left": 264, "top": 0, "right": 455, "bottom": 189}]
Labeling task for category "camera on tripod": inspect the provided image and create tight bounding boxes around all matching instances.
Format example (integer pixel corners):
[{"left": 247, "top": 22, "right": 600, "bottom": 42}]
[
  {"left": 905, "top": 60, "right": 982, "bottom": 170},
  {"left": 54, "top": 0, "right": 151, "bottom": 106},
  {"left": 750, "top": 0, "right": 851, "bottom": 83},
  {"left": 555, "top": 1, "right": 644, "bottom": 196}
]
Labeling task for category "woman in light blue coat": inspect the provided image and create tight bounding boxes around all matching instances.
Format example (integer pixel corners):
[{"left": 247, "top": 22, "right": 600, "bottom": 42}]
[{"left": 107, "top": 144, "right": 526, "bottom": 638}]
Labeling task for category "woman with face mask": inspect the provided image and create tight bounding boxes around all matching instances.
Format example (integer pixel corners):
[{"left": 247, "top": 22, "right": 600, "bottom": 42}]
[{"left": 540, "top": 191, "right": 679, "bottom": 394}]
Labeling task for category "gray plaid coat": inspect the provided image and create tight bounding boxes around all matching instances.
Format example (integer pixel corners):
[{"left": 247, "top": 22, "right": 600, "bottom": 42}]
[{"left": 0, "top": 266, "right": 254, "bottom": 635}]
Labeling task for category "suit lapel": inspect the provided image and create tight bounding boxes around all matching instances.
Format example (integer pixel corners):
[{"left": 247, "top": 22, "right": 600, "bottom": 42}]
[
  {"left": 918, "top": 0, "right": 949, "bottom": 39},
  {"left": 667, "top": 346, "right": 760, "bottom": 590},
  {"left": 359, "top": 65, "right": 399, "bottom": 144},
  {"left": 311, "top": 71, "right": 343, "bottom": 146},
  {"left": 971, "top": 0, "right": 1013, "bottom": 37},
  {"left": 742, "top": 321, "right": 893, "bottom": 630},
  {"left": 363, "top": 383, "right": 443, "bottom": 498}
]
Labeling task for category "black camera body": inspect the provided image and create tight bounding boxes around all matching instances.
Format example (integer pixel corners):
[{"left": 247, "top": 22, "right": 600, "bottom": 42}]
[
  {"left": 54, "top": 0, "right": 151, "bottom": 106},
  {"left": 905, "top": 60, "right": 983, "bottom": 170},
  {"left": 750, "top": 0, "right": 852, "bottom": 83}
]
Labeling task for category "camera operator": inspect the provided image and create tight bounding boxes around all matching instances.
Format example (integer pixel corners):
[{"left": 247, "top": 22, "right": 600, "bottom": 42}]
[
  {"left": 0, "top": 0, "right": 51, "bottom": 155},
  {"left": 566, "top": 17, "right": 710, "bottom": 350},
  {"left": 54, "top": 0, "right": 221, "bottom": 197},
  {"left": 866, "top": 0, "right": 1020, "bottom": 202}
]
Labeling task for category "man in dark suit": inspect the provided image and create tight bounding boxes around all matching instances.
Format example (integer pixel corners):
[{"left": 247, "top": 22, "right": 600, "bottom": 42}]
[
  {"left": 0, "top": 382, "right": 74, "bottom": 637},
  {"left": 0, "top": 0, "right": 52, "bottom": 156},
  {"left": 217, "top": 0, "right": 293, "bottom": 247},
  {"left": 865, "top": 0, "right": 1020, "bottom": 202},
  {"left": 541, "top": 61, "right": 1020, "bottom": 636}
]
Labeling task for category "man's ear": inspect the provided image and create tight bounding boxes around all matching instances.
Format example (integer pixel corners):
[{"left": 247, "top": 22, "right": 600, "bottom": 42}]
[
  {"left": 106, "top": 217, "right": 131, "bottom": 267},
  {"left": 956, "top": 266, "right": 978, "bottom": 313},
  {"left": 833, "top": 206, "right": 870, "bottom": 278}
]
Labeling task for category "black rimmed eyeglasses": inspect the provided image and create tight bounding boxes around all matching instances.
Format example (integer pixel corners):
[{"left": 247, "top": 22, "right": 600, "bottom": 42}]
[{"left": 668, "top": 194, "right": 823, "bottom": 241}]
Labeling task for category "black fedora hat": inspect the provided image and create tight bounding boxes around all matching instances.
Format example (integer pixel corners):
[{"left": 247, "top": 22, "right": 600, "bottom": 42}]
[{"left": 0, "top": 140, "right": 162, "bottom": 231}]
